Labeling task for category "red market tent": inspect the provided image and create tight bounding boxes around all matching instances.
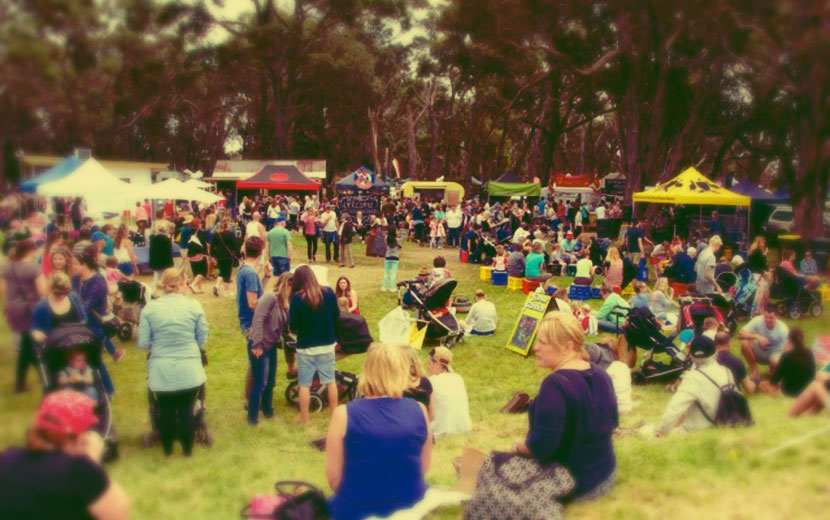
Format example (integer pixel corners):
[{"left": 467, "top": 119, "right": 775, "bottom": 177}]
[{"left": 236, "top": 165, "right": 320, "bottom": 191}]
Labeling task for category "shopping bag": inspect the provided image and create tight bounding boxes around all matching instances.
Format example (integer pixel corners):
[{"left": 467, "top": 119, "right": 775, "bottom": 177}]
[{"left": 409, "top": 323, "right": 427, "bottom": 350}]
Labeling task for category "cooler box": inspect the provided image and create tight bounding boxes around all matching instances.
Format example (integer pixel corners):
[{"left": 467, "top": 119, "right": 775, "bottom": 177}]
[
  {"left": 523, "top": 279, "right": 541, "bottom": 294},
  {"left": 491, "top": 270, "right": 508, "bottom": 286}
]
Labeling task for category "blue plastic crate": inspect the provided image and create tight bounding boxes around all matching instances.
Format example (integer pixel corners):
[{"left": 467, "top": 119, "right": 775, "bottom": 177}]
[
  {"left": 590, "top": 287, "right": 602, "bottom": 299},
  {"left": 491, "top": 270, "right": 508, "bottom": 286},
  {"left": 568, "top": 284, "right": 591, "bottom": 301}
]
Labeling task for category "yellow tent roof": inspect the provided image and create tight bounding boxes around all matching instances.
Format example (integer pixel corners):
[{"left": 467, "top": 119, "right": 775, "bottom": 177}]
[{"left": 633, "top": 167, "right": 750, "bottom": 206}]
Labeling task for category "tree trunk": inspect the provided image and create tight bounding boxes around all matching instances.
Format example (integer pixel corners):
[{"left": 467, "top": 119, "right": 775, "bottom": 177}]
[{"left": 406, "top": 107, "right": 419, "bottom": 180}]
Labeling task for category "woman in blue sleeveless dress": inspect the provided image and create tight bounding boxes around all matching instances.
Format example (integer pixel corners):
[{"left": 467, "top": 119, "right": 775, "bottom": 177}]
[{"left": 326, "top": 343, "right": 432, "bottom": 520}]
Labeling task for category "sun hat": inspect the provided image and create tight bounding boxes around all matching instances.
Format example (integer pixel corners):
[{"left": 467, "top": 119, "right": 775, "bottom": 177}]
[
  {"left": 430, "top": 346, "right": 453, "bottom": 372},
  {"left": 689, "top": 336, "right": 716, "bottom": 359},
  {"left": 35, "top": 390, "right": 98, "bottom": 437},
  {"left": 418, "top": 267, "right": 430, "bottom": 277}
]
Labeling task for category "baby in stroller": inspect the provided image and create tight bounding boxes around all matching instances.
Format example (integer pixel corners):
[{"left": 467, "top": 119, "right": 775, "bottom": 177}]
[{"left": 58, "top": 350, "right": 99, "bottom": 402}]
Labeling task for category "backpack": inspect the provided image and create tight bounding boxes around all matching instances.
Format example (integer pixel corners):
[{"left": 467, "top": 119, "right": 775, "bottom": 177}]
[{"left": 695, "top": 369, "right": 753, "bottom": 427}]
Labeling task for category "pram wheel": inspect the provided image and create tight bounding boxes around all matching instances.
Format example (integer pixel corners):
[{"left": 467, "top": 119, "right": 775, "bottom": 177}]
[
  {"left": 788, "top": 302, "right": 804, "bottom": 320},
  {"left": 809, "top": 302, "right": 824, "bottom": 318},
  {"left": 726, "top": 318, "right": 738, "bottom": 334},
  {"left": 117, "top": 323, "right": 133, "bottom": 341},
  {"left": 285, "top": 381, "right": 299, "bottom": 406},
  {"left": 309, "top": 394, "right": 324, "bottom": 413},
  {"left": 776, "top": 302, "right": 788, "bottom": 316}
]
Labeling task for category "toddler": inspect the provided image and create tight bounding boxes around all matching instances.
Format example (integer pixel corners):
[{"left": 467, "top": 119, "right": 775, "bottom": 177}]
[
  {"left": 58, "top": 350, "right": 99, "bottom": 401},
  {"left": 492, "top": 245, "right": 508, "bottom": 272},
  {"left": 575, "top": 304, "right": 598, "bottom": 335},
  {"left": 104, "top": 256, "right": 126, "bottom": 296}
]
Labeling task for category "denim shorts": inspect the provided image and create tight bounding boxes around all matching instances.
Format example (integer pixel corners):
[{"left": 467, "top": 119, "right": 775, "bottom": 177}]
[{"left": 297, "top": 351, "right": 336, "bottom": 387}]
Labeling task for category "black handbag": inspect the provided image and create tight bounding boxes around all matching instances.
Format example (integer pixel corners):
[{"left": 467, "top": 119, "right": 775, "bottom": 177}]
[{"left": 241, "top": 481, "right": 329, "bottom": 520}]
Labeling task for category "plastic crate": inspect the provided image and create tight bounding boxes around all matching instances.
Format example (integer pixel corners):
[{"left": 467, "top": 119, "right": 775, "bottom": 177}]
[
  {"left": 612, "top": 286, "right": 622, "bottom": 295},
  {"left": 621, "top": 284, "right": 635, "bottom": 297},
  {"left": 460, "top": 250, "right": 469, "bottom": 263},
  {"left": 569, "top": 284, "right": 592, "bottom": 301},
  {"left": 590, "top": 287, "right": 603, "bottom": 299},
  {"left": 508, "top": 276, "right": 523, "bottom": 291},
  {"left": 523, "top": 279, "right": 541, "bottom": 294},
  {"left": 821, "top": 285, "right": 830, "bottom": 302},
  {"left": 480, "top": 266, "right": 492, "bottom": 282},
  {"left": 565, "top": 264, "right": 577, "bottom": 276},
  {"left": 491, "top": 270, "right": 508, "bottom": 286}
]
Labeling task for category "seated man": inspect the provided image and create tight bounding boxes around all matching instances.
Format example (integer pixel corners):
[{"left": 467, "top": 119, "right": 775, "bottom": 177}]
[
  {"left": 512, "top": 222, "right": 530, "bottom": 246},
  {"left": 462, "top": 290, "right": 497, "bottom": 336},
  {"left": 335, "top": 297, "right": 373, "bottom": 356},
  {"left": 656, "top": 336, "right": 734, "bottom": 436},
  {"left": 596, "top": 285, "right": 631, "bottom": 334},
  {"left": 402, "top": 268, "right": 431, "bottom": 307},
  {"left": 506, "top": 247, "right": 526, "bottom": 278},
  {"left": 559, "top": 231, "right": 578, "bottom": 262},
  {"left": 738, "top": 304, "right": 789, "bottom": 380},
  {"left": 799, "top": 251, "right": 818, "bottom": 276}
]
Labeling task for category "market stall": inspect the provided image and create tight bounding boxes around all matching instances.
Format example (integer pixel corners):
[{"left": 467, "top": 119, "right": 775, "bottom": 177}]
[
  {"left": 633, "top": 166, "right": 751, "bottom": 246},
  {"left": 729, "top": 178, "right": 790, "bottom": 235},
  {"left": 236, "top": 165, "right": 320, "bottom": 193},
  {"left": 400, "top": 181, "right": 465, "bottom": 204},
  {"left": 20, "top": 155, "right": 82, "bottom": 193},
  {"left": 335, "top": 166, "right": 389, "bottom": 216},
  {"left": 486, "top": 171, "right": 540, "bottom": 199},
  {"left": 144, "top": 178, "right": 223, "bottom": 203}
]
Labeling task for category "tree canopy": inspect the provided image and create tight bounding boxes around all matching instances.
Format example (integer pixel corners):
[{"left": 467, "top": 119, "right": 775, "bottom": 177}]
[{"left": 1, "top": 0, "right": 827, "bottom": 236}]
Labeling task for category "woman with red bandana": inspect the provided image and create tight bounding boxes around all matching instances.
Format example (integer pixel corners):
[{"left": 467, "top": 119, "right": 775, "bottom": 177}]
[{"left": 0, "top": 390, "right": 130, "bottom": 519}]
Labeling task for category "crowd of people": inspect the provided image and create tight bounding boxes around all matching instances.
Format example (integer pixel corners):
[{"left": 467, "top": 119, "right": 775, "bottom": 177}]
[{"left": 1, "top": 188, "right": 828, "bottom": 520}]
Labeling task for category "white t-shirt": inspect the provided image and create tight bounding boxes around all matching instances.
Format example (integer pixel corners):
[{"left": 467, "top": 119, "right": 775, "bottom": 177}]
[
  {"left": 245, "top": 221, "right": 263, "bottom": 240},
  {"left": 575, "top": 258, "right": 593, "bottom": 278},
  {"left": 267, "top": 205, "right": 280, "bottom": 219},
  {"left": 446, "top": 207, "right": 463, "bottom": 229},
  {"left": 605, "top": 361, "right": 633, "bottom": 414},
  {"left": 741, "top": 316, "right": 789, "bottom": 354},
  {"left": 320, "top": 211, "right": 338, "bottom": 232},
  {"left": 695, "top": 248, "right": 717, "bottom": 294},
  {"left": 596, "top": 206, "right": 607, "bottom": 219},
  {"left": 512, "top": 227, "right": 529, "bottom": 244},
  {"left": 289, "top": 201, "right": 300, "bottom": 215},
  {"left": 466, "top": 300, "right": 497, "bottom": 333},
  {"left": 429, "top": 372, "right": 472, "bottom": 437}
]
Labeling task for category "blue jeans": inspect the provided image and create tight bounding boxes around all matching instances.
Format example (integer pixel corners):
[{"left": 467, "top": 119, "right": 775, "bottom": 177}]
[
  {"left": 322, "top": 231, "right": 338, "bottom": 262},
  {"left": 271, "top": 257, "right": 290, "bottom": 275},
  {"left": 382, "top": 259, "right": 399, "bottom": 290},
  {"left": 597, "top": 319, "right": 625, "bottom": 334},
  {"left": 448, "top": 227, "right": 461, "bottom": 247},
  {"left": 247, "top": 339, "right": 277, "bottom": 423}
]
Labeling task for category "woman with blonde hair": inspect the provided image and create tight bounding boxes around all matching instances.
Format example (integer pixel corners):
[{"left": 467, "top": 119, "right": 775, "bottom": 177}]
[
  {"left": 603, "top": 246, "right": 624, "bottom": 290},
  {"left": 326, "top": 343, "right": 431, "bottom": 520},
  {"left": 650, "top": 276, "right": 678, "bottom": 324},
  {"left": 511, "top": 311, "right": 617, "bottom": 502},
  {"left": 401, "top": 345, "right": 435, "bottom": 420},
  {"left": 138, "top": 268, "right": 208, "bottom": 456}
]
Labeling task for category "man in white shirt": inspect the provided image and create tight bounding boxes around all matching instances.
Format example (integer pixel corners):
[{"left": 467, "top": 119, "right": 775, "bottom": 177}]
[
  {"left": 427, "top": 347, "right": 472, "bottom": 437},
  {"left": 288, "top": 198, "right": 301, "bottom": 231},
  {"left": 446, "top": 205, "right": 463, "bottom": 248},
  {"left": 463, "top": 290, "right": 497, "bottom": 336},
  {"left": 595, "top": 203, "right": 607, "bottom": 220},
  {"left": 656, "top": 336, "right": 734, "bottom": 436},
  {"left": 512, "top": 223, "right": 530, "bottom": 245},
  {"left": 695, "top": 235, "right": 722, "bottom": 295},
  {"left": 738, "top": 304, "right": 789, "bottom": 380},
  {"left": 319, "top": 205, "right": 339, "bottom": 263}
]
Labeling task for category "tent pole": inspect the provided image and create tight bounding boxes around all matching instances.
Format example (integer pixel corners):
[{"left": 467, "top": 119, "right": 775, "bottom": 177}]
[{"left": 747, "top": 204, "right": 751, "bottom": 251}]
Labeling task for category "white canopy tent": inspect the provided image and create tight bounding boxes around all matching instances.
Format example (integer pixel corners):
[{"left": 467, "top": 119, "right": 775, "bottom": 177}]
[
  {"left": 144, "top": 178, "right": 222, "bottom": 203},
  {"left": 37, "top": 158, "right": 147, "bottom": 200},
  {"left": 183, "top": 178, "right": 212, "bottom": 189}
]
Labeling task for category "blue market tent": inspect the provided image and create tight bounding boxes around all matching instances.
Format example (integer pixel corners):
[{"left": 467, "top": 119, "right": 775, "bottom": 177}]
[
  {"left": 19, "top": 155, "right": 82, "bottom": 193},
  {"left": 336, "top": 167, "right": 390, "bottom": 194},
  {"left": 730, "top": 179, "right": 788, "bottom": 202}
]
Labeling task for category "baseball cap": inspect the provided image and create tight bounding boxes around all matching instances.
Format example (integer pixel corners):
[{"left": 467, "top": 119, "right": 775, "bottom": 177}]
[
  {"left": 35, "top": 390, "right": 98, "bottom": 437},
  {"left": 430, "top": 346, "right": 453, "bottom": 372},
  {"left": 276, "top": 216, "right": 286, "bottom": 223},
  {"left": 689, "top": 336, "right": 716, "bottom": 359}
]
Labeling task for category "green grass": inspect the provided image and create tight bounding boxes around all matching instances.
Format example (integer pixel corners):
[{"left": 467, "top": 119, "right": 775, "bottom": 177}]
[{"left": 2, "top": 234, "right": 830, "bottom": 519}]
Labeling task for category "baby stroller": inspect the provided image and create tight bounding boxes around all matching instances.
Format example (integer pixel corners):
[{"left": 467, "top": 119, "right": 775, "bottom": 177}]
[
  {"left": 397, "top": 277, "right": 464, "bottom": 348},
  {"left": 112, "top": 279, "right": 146, "bottom": 341},
  {"left": 141, "top": 350, "right": 213, "bottom": 448},
  {"left": 35, "top": 323, "right": 118, "bottom": 461},
  {"left": 769, "top": 266, "right": 824, "bottom": 320},
  {"left": 283, "top": 334, "right": 360, "bottom": 413},
  {"left": 625, "top": 307, "right": 690, "bottom": 384},
  {"left": 732, "top": 266, "right": 757, "bottom": 320},
  {"left": 677, "top": 295, "right": 728, "bottom": 335}
]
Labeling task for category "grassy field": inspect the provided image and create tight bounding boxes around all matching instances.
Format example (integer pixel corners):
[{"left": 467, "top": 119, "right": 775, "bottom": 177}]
[{"left": 1, "top": 233, "right": 829, "bottom": 520}]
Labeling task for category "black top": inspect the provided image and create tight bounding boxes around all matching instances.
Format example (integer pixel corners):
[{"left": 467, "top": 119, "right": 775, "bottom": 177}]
[
  {"left": 526, "top": 367, "right": 618, "bottom": 499},
  {"left": 51, "top": 304, "right": 82, "bottom": 329},
  {"left": 340, "top": 221, "right": 354, "bottom": 243},
  {"left": 770, "top": 349, "right": 816, "bottom": 397},
  {"left": 748, "top": 248, "right": 768, "bottom": 273},
  {"left": 404, "top": 377, "right": 433, "bottom": 409},
  {"left": 210, "top": 230, "right": 237, "bottom": 261},
  {"left": 0, "top": 448, "right": 109, "bottom": 520},
  {"left": 187, "top": 229, "right": 208, "bottom": 258},
  {"left": 717, "top": 350, "right": 747, "bottom": 383},
  {"left": 625, "top": 226, "right": 643, "bottom": 253}
]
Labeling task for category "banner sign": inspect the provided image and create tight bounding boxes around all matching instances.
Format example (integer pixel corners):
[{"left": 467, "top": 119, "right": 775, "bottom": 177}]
[
  {"left": 554, "top": 173, "right": 593, "bottom": 188},
  {"left": 506, "top": 292, "right": 560, "bottom": 357},
  {"left": 603, "top": 178, "right": 626, "bottom": 196},
  {"left": 338, "top": 194, "right": 380, "bottom": 216}
]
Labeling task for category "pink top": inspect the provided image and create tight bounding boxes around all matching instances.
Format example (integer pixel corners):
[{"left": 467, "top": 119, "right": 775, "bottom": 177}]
[
  {"left": 780, "top": 260, "right": 797, "bottom": 275},
  {"left": 302, "top": 214, "right": 317, "bottom": 236},
  {"left": 105, "top": 268, "right": 124, "bottom": 285}
]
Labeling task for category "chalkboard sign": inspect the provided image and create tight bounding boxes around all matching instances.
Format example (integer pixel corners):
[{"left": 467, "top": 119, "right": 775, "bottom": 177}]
[
  {"left": 603, "top": 178, "right": 626, "bottom": 197},
  {"left": 506, "top": 292, "right": 560, "bottom": 357},
  {"left": 339, "top": 194, "right": 380, "bottom": 216}
]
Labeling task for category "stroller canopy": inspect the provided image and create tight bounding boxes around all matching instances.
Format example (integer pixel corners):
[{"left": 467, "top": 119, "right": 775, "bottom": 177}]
[{"left": 424, "top": 278, "right": 458, "bottom": 310}]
